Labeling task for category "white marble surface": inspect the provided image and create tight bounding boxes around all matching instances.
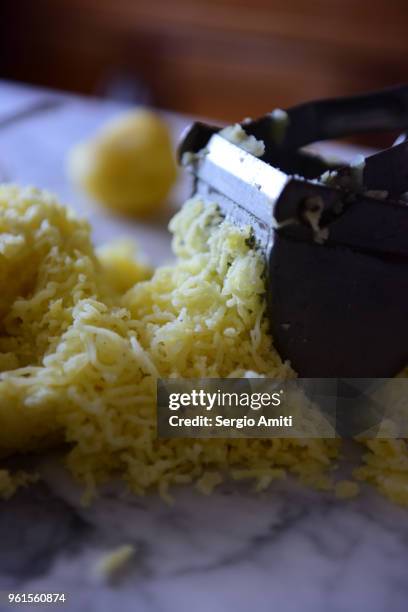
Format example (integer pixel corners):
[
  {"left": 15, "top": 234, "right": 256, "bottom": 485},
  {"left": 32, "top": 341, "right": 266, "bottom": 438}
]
[
  {"left": 2, "top": 455, "right": 408, "bottom": 612},
  {"left": 0, "top": 80, "right": 406, "bottom": 612}
]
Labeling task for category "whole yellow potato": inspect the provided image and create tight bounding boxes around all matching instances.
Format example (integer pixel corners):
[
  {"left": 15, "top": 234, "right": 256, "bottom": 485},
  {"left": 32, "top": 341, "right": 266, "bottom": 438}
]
[{"left": 68, "top": 110, "right": 177, "bottom": 217}]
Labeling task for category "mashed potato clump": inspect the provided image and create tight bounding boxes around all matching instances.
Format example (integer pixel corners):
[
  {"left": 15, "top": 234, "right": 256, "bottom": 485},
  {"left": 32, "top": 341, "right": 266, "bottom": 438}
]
[{"left": 0, "top": 184, "right": 406, "bottom": 505}]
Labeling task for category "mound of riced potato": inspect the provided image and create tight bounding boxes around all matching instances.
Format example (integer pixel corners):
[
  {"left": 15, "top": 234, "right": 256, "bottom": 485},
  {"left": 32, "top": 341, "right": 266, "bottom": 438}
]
[{"left": 0, "top": 184, "right": 407, "bottom": 505}]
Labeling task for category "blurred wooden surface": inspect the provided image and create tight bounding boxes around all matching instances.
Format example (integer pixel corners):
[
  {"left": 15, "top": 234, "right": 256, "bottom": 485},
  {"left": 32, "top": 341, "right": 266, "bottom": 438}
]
[{"left": 1, "top": 0, "right": 408, "bottom": 129}]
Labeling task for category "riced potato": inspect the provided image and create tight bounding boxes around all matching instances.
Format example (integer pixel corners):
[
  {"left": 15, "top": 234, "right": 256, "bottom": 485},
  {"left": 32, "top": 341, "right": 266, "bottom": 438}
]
[{"left": 0, "top": 184, "right": 406, "bottom": 506}]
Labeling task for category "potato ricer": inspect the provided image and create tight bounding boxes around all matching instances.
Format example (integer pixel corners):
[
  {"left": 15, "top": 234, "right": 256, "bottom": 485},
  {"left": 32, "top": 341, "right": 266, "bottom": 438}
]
[{"left": 178, "top": 86, "right": 408, "bottom": 377}]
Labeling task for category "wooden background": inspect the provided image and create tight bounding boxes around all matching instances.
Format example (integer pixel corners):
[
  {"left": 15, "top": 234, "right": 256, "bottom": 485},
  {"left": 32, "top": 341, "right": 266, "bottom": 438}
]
[{"left": 1, "top": 0, "right": 408, "bottom": 134}]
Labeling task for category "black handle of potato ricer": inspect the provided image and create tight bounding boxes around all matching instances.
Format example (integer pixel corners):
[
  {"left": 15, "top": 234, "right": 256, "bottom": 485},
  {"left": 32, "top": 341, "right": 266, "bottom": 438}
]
[
  {"left": 246, "top": 84, "right": 408, "bottom": 151},
  {"left": 178, "top": 85, "right": 408, "bottom": 164}
]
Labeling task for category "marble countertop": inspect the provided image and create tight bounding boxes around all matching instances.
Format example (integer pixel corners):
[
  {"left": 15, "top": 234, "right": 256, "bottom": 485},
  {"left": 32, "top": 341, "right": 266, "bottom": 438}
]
[
  {"left": 0, "top": 80, "right": 406, "bottom": 612},
  {"left": 2, "top": 456, "right": 408, "bottom": 612}
]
